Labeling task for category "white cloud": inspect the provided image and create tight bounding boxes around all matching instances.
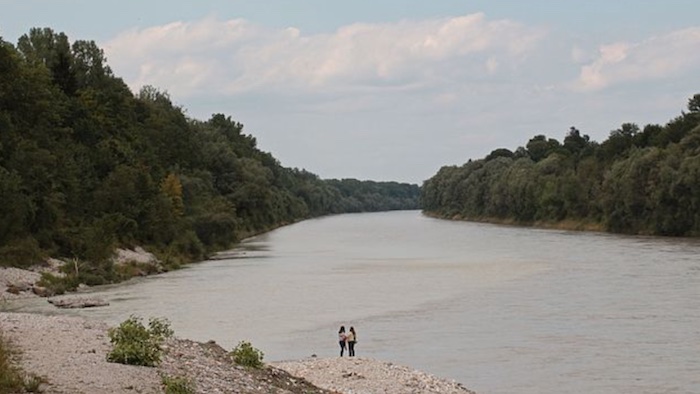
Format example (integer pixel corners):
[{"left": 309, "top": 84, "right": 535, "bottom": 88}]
[
  {"left": 485, "top": 57, "right": 499, "bottom": 74},
  {"left": 574, "top": 27, "right": 700, "bottom": 91},
  {"left": 97, "top": 14, "right": 700, "bottom": 183},
  {"left": 570, "top": 45, "right": 590, "bottom": 64},
  {"left": 102, "top": 13, "right": 546, "bottom": 98}
]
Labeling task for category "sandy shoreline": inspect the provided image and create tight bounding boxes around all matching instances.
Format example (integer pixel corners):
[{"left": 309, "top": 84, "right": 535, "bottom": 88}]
[
  {"left": 0, "top": 312, "right": 473, "bottom": 394},
  {"left": 1, "top": 257, "right": 476, "bottom": 393},
  {"left": 0, "top": 311, "right": 476, "bottom": 393}
]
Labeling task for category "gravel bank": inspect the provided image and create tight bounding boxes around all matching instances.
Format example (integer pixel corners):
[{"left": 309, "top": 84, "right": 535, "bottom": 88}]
[
  {"left": 0, "top": 312, "right": 161, "bottom": 394},
  {"left": 0, "top": 267, "right": 42, "bottom": 301},
  {"left": 273, "top": 357, "right": 476, "bottom": 394},
  {"left": 0, "top": 312, "right": 477, "bottom": 393}
]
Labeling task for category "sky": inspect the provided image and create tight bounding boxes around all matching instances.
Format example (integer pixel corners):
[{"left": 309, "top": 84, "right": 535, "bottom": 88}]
[{"left": 3, "top": 1, "right": 700, "bottom": 184}]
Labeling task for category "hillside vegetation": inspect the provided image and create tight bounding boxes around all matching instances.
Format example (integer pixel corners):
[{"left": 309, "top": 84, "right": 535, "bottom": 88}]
[
  {"left": 422, "top": 94, "right": 700, "bottom": 236},
  {"left": 0, "top": 28, "right": 420, "bottom": 276}
]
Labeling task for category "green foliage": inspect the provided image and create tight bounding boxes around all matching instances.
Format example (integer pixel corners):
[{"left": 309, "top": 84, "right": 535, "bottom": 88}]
[
  {"left": 36, "top": 271, "right": 77, "bottom": 296},
  {"left": 107, "top": 316, "right": 173, "bottom": 367},
  {"left": 423, "top": 96, "right": 700, "bottom": 236},
  {"left": 0, "top": 236, "right": 43, "bottom": 268},
  {"left": 113, "top": 261, "right": 160, "bottom": 281},
  {"left": 230, "top": 341, "right": 264, "bottom": 369},
  {"left": 160, "top": 374, "right": 196, "bottom": 394}
]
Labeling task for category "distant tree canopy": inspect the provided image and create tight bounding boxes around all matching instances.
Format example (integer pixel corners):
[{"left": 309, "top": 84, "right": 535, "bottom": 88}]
[
  {"left": 0, "top": 29, "right": 420, "bottom": 268},
  {"left": 422, "top": 93, "right": 700, "bottom": 236}
]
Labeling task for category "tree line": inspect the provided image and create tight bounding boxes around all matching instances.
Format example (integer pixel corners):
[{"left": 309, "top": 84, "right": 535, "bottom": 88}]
[
  {"left": 422, "top": 94, "right": 700, "bottom": 236},
  {"left": 0, "top": 28, "right": 420, "bottom": 275}
]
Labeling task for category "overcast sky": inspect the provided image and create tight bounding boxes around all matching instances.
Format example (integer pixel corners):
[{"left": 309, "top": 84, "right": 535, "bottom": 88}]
[{"left": 3, "top": 1, "right": 700, "bottom": 184}]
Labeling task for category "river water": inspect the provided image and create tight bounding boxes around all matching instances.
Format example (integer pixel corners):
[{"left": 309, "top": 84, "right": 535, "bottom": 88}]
[{"left": 5, "top": 211, "right": 700, "bottom": 393}]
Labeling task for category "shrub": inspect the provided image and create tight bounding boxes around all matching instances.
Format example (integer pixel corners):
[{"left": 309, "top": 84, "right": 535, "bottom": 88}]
[
  {"left": 230, "top": 341, "right": 264, "bottom": 369},
  {"left": 114, "top": 261, "right": 160, "bottom": 281},
  {"left": 36, "top": 271, "right": 79, "bottom": 296},
  {"left": 106, "top": 316, "right": 173, "bottom": 367},
  {"left": 161, "top": 374, "right": 195, "bottom": 394},
  {"left": 0, "top": 236, "right": 44, "bottom": 268}
]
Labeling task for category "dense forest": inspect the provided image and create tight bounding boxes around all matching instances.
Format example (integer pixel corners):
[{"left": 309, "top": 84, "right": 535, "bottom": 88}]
[
  {"left": 422, "top": 93, "right": 700, "bottom": 236},
  {"left": 0, "top": 28, "right": 420, "bottom": 277}
]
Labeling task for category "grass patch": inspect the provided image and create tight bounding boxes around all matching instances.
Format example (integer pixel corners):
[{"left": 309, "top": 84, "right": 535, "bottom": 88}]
[
  {"left": 160, "top": 374, "right": 196, "bottom": 394},
  {"left": 0, "top": 331, "right": 45, "bottom": 393},
  {"left": 0, "top": 333, "right": 24, "bottom": 393}
]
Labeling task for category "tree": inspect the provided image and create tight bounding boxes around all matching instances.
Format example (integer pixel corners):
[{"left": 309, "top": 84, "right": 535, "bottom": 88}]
[
  {"left": 161, "top": 173, "right": 185, "bottom": 217},
  {"left": 601, "top": 123, "right": 639, "bottom": 160},
  {"left": 563, "top": 126, "right": 590, "bottom": 156},
  {"left": 526, "top": 135, "right": 561, "bottom": 162},
  {"left": 0, "top": 167, "right": 32, "bottom": 245},
  {"left": 485, "top": 148, "right": 514, "bottom": 161},
  {"left": 421, "top": 93, "right": 700, "bottom": 236},
  {"left": 71, "top": 39, "right": 112, "bottom": 87},
  {"left": 688, "top": 94, "right": 700, "bottom": 113},
  {"left": 16, "top": 28, "right": 76, "bottom": 95}
]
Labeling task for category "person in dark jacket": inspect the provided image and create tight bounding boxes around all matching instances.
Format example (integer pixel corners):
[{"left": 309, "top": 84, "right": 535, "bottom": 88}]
[{"left": 347, "top": 326, "right": 357, "bottom": 357}]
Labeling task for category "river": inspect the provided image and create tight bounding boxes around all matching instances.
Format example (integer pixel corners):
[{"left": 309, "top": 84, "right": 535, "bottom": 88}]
[{"left": 5, "top": 210, "right": 700, "bottom": 393}]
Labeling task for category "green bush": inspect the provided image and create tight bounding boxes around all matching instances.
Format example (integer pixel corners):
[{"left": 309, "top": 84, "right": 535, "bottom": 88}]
[
  {"left": 230, "top": 341, "right": 264, "bottom": 369},
  {"left": 0, "top": 236, "right": 44, "bottom": 268},
  {"left": 106, "top": 316, "right": 173, "bottom": 367},
  {"left": 114, "top": 261, "right": 160, "bottom": 281},
  {"left": 161, "top": 374, "right": 195, "bottom": 394},
  {"left": 36, "top": 271, "right": 79, "bottom": 296}
]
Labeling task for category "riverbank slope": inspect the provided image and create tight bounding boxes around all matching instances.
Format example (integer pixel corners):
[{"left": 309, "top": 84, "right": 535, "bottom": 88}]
[{"left": 0, "top": 312, "right": 476, "bottom": 394}]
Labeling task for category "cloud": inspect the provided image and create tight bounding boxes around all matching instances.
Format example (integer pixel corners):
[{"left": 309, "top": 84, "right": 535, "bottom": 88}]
[
  {"left": 574, "top": 27, "right": 700, "bottom": 91},
  {"left": 102, "top": 13, "right": 546, "bottom": 98},
  {"left": 570, "top": 45, "right": 590, "bottom": 64}
]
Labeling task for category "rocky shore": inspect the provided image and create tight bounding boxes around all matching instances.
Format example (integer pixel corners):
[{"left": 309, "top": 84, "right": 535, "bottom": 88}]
[{"left": 0, "top": 312, "right": 476, "bottom": 394}]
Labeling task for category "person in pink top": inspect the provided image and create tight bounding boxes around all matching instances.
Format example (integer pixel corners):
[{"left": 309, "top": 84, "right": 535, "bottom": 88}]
[{"left": 338, "top": 325, "right": 347, "bottom": 356}]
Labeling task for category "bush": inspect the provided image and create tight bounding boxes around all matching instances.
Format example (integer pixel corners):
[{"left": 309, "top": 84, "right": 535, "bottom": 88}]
[
  {"left": 230, "top": 341, "right": 264, "bottom": 369},
  {"left": 0, "top": 236, "right": 44, "bottom": 268},
  {"left": 36, "top": 271, "right": 79, "bottom": 296},
  {"left": 114, "top": 261, "right": 160, "bottom": 281},
  {"left": 161, "top": 374, "right": 195, "bottom": 394},
  {"left": 107, "top": 316, "right": 173, "bottom": 367}
]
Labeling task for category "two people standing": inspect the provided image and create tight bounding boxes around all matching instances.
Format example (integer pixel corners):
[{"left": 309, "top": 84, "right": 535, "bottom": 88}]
[{"left": 338, "top": 325, "right": 357, "bottom": 357}]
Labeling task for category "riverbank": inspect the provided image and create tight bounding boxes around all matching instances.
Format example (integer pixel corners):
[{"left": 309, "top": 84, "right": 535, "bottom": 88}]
[
  {"left": 0, "top": 247, "right": 160, "bottom": 303},
  {"left": 0, "top": 312, "right": 476, "bottom": 393},
  {"left": 422, "top": 210, "right": 606, "bottom": 233}
]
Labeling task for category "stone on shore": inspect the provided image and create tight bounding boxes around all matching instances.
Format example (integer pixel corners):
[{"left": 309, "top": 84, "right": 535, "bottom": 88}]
[{"left": 47, "top": 297, "right": 110, "bottom": 309}]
